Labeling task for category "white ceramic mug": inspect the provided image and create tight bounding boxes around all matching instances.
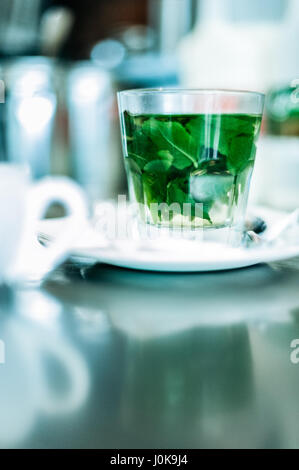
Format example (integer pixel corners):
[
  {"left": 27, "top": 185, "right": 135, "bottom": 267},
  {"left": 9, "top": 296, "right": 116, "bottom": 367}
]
[{"left": 0, "top": 164, "right": 88, "bottom": 283}]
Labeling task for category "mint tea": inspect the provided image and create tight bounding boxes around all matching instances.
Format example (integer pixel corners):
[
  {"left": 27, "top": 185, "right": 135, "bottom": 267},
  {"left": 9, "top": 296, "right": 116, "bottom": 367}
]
[{"left": 121, "top": 111, "right": 262, "bottom": 231}]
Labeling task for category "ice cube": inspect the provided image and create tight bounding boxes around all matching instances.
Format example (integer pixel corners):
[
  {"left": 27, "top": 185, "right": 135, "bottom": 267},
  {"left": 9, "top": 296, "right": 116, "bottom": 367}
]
[{"left": 190, "top": 173, "right": 234, "bottom": 202}]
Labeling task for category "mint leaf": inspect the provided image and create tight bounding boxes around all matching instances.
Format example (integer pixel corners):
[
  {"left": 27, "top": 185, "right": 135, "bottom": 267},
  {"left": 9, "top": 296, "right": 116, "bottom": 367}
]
[
  {"left": 167, "top": 178, "right": 211, "bottom": 222},
  {"left": 142, "top": 118, "right": 198, "bottom": 170},
  {"left": 142, "top": 173, "right": 158, "bottom": 202},
  {"left": 126, "top": 127, "right": 160, "bottom": 163},
  {"left": 222, "top": 115, "right": 258, "bottom": 136},
  {"left": 187, "top": 116, "right": 230, "bottom": 157},
  {"left": 127, "top": 154, "right": 146, "bottom": 171},
  {"left": 167, "top": 178, "right": 189, "bottom": 206},
  {"left": 144, "top": 159, "right": 171, "bottom": 173},
  {"left": 142, "top": 172, "right": 168, "bottom": 222},
  {"left": 227, "top": 138, "right": 256, "bottom": 175},
  {"left": 143, "top": 149, "right": 174, "bottom": 173},
  {"left": 185, "top": 114, "right": 258, "bottom": 176},
  {"left": 157, "top": 150, "right": 174, "bottom": 165}
]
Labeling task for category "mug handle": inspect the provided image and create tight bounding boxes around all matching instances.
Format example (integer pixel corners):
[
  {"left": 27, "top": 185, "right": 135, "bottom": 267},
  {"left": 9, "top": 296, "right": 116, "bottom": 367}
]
[
  {"left": 36, "top": 333, "right": 90, "bottom": 415},
  {"left": 12, "top": 177, "right": 89, "bottom": 281},
  {"left": 11, "top": 322, "right": 90, "bottom": 416}
]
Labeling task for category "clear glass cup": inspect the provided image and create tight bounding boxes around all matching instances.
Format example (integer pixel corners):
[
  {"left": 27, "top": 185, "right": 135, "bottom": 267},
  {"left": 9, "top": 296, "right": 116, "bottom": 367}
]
[{"left": 117, "top": 89, "right": 264, "bottom": 244}]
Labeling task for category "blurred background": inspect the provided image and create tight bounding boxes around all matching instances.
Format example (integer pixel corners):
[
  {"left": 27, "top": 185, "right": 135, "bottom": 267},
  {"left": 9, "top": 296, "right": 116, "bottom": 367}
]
[{"left": 0, "top": 0, "right": 299, "bottom": 211}]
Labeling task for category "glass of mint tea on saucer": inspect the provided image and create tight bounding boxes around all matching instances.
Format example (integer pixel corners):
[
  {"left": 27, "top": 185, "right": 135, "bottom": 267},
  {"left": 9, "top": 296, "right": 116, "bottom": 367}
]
[{"left": 118, "top": 89, "right": 264, "bottom": 244}]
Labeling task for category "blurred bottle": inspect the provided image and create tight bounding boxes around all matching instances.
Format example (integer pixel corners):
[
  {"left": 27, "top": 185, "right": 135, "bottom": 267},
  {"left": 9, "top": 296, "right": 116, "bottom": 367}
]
[
  {"left": 266, "top": 0, "right": 299, "bottom": 136},
  {"left": 250, "top": 0, "right": 299, "bottom": 211},
  {"left": 149, "top": 0, "right": 195, "bottom": 54},
  {"left": 4, "top": 57, "right": 56, "bottom": 179},
  {"left": 178, "top": 0, "right": 281, "bottom": 92},
  {"left": 67, "top": 63, "right": 118, "bottom": 204},
  {"left": 0, "top": 0, "right": 42, "bottom": 56},
  {"left": 0, "top": 1, "right": 72, "bottom": 59},
  {"left": 266, "top": 86, "right": 299, "bottom": 136}
]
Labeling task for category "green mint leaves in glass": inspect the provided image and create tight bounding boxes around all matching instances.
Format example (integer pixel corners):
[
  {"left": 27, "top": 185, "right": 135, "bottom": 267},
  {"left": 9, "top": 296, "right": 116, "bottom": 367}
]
[{"left": 118, "top": 89, "right": 264, "bottom": 238}]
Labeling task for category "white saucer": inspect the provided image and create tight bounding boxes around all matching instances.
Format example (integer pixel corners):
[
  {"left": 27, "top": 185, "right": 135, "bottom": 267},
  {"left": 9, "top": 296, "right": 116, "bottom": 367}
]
[{"left": 38, "top": 205, "right": 299, "bottom": 272}]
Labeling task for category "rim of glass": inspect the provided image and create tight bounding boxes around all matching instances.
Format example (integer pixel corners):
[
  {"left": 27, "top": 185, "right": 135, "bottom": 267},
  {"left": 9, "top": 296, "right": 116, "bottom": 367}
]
[{"left": 118, "top": 88, "right": 265, "bottom": 99}]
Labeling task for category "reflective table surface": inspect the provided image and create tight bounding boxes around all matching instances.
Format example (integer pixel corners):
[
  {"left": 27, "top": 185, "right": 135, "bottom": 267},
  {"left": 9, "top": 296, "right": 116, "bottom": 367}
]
[{"left": 1, "top": 257, "right": 299, "bottom": 449}]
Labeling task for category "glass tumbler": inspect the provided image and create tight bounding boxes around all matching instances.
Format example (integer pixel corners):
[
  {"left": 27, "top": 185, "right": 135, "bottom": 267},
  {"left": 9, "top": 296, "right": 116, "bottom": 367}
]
[{"left": 118, "top": 89, "right": 264, "bottom": 243}]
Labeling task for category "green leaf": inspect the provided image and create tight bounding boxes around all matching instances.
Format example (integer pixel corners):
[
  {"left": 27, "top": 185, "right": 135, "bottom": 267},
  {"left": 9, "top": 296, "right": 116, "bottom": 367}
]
[
  {"left": 143, "top": 150, "right": 174, "bottom": 173},
  {"left": 123, "top": 111, "right": 134, "bottom": 139},
  {"left": 227, "top": 138, "right": 256, "bottom": 175},
  {"left": 167, "top": 178, "right": 211, "bottom": 222},
  {"left": 157, "top": 150, "right": 174, "bottom": 165},
  {"left": 222, "top": 115, "right": 257, "bottom": 136},
  {"left": 167, "top": 179, "right": 188, "bottom": 205},
  {"left": 142, "top": 118, "right": 198, "bottom": 170},
  {"left": 187, "top": 116, "right": 230, "bottom": 158},
  {"left": 144, "top": 160, "right": 171, "bottom": 173},
  {"left": 126, "top": 127, "right": 160, "bottom": 163},
  {"left": 142, "top": 172, "right": 168, "bottom": 222},
  {"left": 142, "top": 173, "right": 157, "bottom": 201},
  {"left": 126, "top": 155, "right": 144, "bottom": 173}
]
